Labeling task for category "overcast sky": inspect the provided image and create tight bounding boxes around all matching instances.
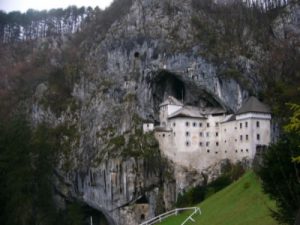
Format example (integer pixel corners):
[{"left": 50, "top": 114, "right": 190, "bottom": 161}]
[{"left": 0, "top": 0, "right": 114, "bottom": 13}]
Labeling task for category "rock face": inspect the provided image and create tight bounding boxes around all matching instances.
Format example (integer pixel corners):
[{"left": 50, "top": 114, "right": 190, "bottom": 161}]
[{"left": 28, "top": 0, "right": 299, "bottom": 224}]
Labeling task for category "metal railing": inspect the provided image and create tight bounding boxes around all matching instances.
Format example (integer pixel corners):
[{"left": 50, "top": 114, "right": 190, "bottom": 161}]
[{"left": 139, "top": 207, "right": 201, "bottom": 225}]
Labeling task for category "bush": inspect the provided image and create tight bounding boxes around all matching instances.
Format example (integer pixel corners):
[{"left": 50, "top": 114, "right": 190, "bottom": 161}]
[{"left": 176, "top": 162, "right": 245, "bottom": 207}]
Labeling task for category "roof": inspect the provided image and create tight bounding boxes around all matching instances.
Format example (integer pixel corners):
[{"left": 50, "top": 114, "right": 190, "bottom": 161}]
[
  {"left": 154, "top": 126, "right": 172, "bottom": 132},
  {"left": 168, "top": 106, "right": 207, "bottom": 119},
  {"left": 159, "top": 96, "right": 183, "bottom": 107},
  {"left": 236, "top": 97, "right": 271, "bottom": 115}
]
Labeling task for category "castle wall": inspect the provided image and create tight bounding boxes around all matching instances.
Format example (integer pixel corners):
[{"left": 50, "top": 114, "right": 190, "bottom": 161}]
[{"left": 155, "top": 113, "right": 271, "bottom": 171}]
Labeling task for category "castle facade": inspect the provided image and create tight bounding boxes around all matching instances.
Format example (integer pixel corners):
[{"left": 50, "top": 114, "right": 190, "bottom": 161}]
[{"left": 145, "top": 96, "right": 272, "bottom": 171}]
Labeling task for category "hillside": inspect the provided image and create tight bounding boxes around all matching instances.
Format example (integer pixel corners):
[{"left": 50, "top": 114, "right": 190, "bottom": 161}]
[{"left": 158, "top": 172, "right": 278, "bottom": 225}]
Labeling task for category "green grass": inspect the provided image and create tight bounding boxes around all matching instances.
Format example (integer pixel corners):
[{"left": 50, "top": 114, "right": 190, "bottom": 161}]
[{"left": 157, "top": 171, "right": 278, "bottom": 225}]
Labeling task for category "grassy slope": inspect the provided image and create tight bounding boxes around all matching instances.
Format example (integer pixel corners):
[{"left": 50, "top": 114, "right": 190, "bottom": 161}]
[{"left": 158, "top": 172, "right": 278, "bottom": 225}]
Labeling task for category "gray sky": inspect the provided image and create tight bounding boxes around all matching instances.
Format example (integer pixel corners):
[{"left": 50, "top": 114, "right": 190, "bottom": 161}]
[{"left": 0, "top": 0, "right": 114, "bottom": 13}]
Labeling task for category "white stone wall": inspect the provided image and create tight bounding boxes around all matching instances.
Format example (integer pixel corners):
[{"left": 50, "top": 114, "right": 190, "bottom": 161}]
[
  {"left": 143, "top": 123, "right": 154, "bottom": 133},
  {"left": 159, "top": 104, "right": 182, "bottom": 126},
  {"left": 155, "top": 110, "right": 271, "bottom": 171}
]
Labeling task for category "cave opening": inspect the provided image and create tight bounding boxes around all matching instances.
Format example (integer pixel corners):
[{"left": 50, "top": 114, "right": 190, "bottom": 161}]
[
  {"left": 136, "top": 195, "right": 149, "bottom": 204},
  {"left": 152, "top": 70, "right": 185, "bottom": 114},
  {"left": 151, "top": 70, "right": 226, "bottom": 118},
  {"left": 82, "top": 205, "right": 111, "bottom": 225}
]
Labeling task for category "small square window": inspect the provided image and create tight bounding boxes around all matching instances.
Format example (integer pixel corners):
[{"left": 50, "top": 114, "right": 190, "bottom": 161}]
[
  {"left": 256, "top": 121, "right": 260, "bottom": 128},
  {"left": 241, "top": 149, "right": 243, "bottom": 152},
  {"left": 257, "top": 134, "right": 260, "bottom": 140},
  {"left": 215, "top": 122, "right": 219, "bottom": 127},
  {"left": 206, "top": 132, "right": 209, "bottom": 137},
  {"left": 199, "top": 123, "right": 202, "bottom": 127},
  {"left": 240, "top": 135, "right": 243, "bottom": 141},
  {"left": 207, "top": 123, "right": 210, "bottom": 127},
  {"left": 193, "top": 122, "right": 197, "bottom": 127},
  {"left": 216, "top": 142, "right": 219, "bottom": 146},
  {"left": 246, "top": 135, "right": 249, "bottom": 141},
  {"left": 186, "top": 141, "right": 190, "bottom": 146},
  {"left": 246, "top": 149, "right": 249, "bottom": 152},
  {"left": 206, "top": 142, "right": 210, "bottom": 147},
  {"left": 186, "top": 131, "right": 190, "bottom": 137},
  {"left": 162, "top": 134, "right": 165, "bottom": 137},
  {"left": 199, "top": 142, "right": 203, "bottom": 146},
  {"left": 207, "top": 149, "right": 210, "bottom": 153},
  {"left": 225, "top": 150, "right": 227, "bottom": 153},
  {"left": 199, "top": 132, "right": 203, "bottom": 137},
  {"left": 235, "top": 150, "right": 238, "bottom": 153},
  {"left": 245, "top": 122, "right": 248, "bottom": 128}
]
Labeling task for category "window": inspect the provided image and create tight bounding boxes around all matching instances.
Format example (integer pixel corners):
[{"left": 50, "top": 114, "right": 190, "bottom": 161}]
[
  {"left": 185, "top": 131, "right": 190, "bottom": 137},
  {"left": 245, "top": 122, "right": 248, "bottom": 128},
  {"left": 257, "top": 134, "right": 260, "bottom": 141},
  {"left": 215, "top": 122, "right": 219, "bottom": 127},
  {"left": 225, "top": 150, "right": 227, "bottom": 153},
  {"left": 206, "top": 142, "right": 210, "bottom": 147},
  {"left": 193, "top": 122, "right": 197, "bottom": 127},
  {"left": 241, "top": 149, "right": 243, "bottom": 152},
  {"left": 246, "top": 149, "right": 249, "bottom": 152},
  {"left": 240, "top": 135, "right": 243, "bottom": 141},
  {"left": 174, "top": 132, "right": 176, "bottom": 136},
  {"left": 147, "top": 124, "right": 149, "bottom": 128},
  {"left": 215, "top": 151, "right": 218, "bottom": 154},
  {"left": 240, "top": 123, "right": 242, "bottom": 129},
  {"left": 235, "top": 150, "right": 238, "bottom": 153},
  {"left": 186, "top": 121, "right": 189, "bottom": 127},
  {"left": 199, "top": 142, "right": 203, "bottom": 146},
  {"left": 207, "top": 123, "right": 210, "bottom": 127},
  {"left": 186, "top": 141, "right": 190, "bottom": 146},
  {"left": 199, "top": 123, "right": 202, "bottom": 127},
  {"left": 199, "top": 132, "right": 203, "bottom": 137},
  {"left": 235, "top": 127, "right": 237, "bottom": 130},
  {"left": 206, "top": 132, "right": 209, "bottom": 137},
  {"left": 216, "top": 142, "right": 219, "bottom": 146},
  {"left": 246, "top": 135, "right": 249, "bottom": 141},
  {"left": 173, "top": 122, "right": 176, "bottom": 127},
  {"left": 162, "top": 134, "right": 165, "bottom": 138},
  {"left": 207, "top": 149, "right": 210, "bottom": 153},
  {"left": 224, "top": 128, "right": 227, "bottom": 132},
  {"left": 256, "top": 121, "right": 260, "bottom": 128},
  {"left": 216, "top": 132, "right": 219, "bottom": 137}
]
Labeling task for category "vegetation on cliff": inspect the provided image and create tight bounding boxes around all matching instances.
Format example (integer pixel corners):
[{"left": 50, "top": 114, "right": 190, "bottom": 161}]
[
  {"left": 0, "top": 0, "right": 299, "bottom": 224},
  {"left": 0, "top": 116, "right": 85, "bottom": 225}
]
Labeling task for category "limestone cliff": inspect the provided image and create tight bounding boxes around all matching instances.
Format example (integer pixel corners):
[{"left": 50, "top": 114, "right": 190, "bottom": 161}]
[{"left": 4, "top": 0, "right": 298, "bottom": 224}]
